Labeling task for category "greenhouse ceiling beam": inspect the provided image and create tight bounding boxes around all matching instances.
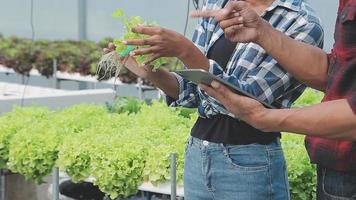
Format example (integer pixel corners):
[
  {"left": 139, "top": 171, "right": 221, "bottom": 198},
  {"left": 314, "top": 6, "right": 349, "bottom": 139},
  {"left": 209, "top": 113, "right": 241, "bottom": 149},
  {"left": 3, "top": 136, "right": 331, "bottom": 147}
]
[{"left": 78, "top": 0, "right": 87, "bottom": 40}]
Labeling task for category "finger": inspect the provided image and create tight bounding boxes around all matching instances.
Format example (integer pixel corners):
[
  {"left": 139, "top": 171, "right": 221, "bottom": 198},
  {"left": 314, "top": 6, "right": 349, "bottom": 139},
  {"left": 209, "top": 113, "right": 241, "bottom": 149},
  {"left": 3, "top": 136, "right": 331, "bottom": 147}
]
[
  {"left": 131, "top": 25, "right": 163, "bottom": 36},
  {"left": 212, "top": 2, "right": 240, "bottom": 20},
  {"left": 199, "top": 84, "right": 229, "bottom": 105},
  {"left": 190, "top": 7, "right": 235, "bottom": 23},
  {"left": 233, "top": 12, "right": 241, "bottom": 17},
  {"left": 121, "top": 55, "right": 129, "bottom": 63},
  {"left": 225, "top": 1, "right": 248, "bottom": 12},
  {"left": 211, "top": 81, "right": 243, "bottom": 105},
  {"left": 226, "top": 25, "right": 245, "bottom": 38},
  {"left": 200, "top": 84, "right": 236, "bottom": 113},
  {"left": 143, "top": 54, "right": 161, "bottom": 66},
  {"left": 103, "top": 48, "right": 110, "bottom": 54},
  {"left": 123, "top": 38, "right": 154, "bottom": 46},
  {"left": 210, "top": 81, "right": 231, "bottom": 100},
  {"left": 219, "top": 16, "right": 244, "bottom": 29},
  {"left": 224, "top": 24, "right": 244, "bottom": 34},
  {"left": 108, "top": 42, "right": 116, "bottom": 50},
  {"left": 189, "top": 10, "right": 219, "bottom": 18},
  {"left": 130, "top": 47, "right": 159, "bottom": 56}
]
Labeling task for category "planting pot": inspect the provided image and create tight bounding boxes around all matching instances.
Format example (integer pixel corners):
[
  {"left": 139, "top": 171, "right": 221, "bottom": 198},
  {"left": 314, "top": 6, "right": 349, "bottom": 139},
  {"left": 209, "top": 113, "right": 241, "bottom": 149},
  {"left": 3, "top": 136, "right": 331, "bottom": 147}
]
[{"left": 5, "top": 173, "right": 51, "bottom": 200}]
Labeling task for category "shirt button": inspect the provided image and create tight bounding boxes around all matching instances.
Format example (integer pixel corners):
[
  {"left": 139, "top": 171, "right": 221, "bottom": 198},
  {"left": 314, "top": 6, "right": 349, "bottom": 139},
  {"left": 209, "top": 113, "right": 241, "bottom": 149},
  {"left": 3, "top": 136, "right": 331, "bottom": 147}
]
[{"left": 203, "top": 141, "right": 209, "bottom": 146}]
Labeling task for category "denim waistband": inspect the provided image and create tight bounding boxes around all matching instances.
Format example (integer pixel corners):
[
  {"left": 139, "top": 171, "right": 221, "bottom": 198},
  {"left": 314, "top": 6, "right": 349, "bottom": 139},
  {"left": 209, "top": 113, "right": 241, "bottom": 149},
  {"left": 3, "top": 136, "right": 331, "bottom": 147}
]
[{"left": 188, "top": 136, "right": 281, "bottom": 150}]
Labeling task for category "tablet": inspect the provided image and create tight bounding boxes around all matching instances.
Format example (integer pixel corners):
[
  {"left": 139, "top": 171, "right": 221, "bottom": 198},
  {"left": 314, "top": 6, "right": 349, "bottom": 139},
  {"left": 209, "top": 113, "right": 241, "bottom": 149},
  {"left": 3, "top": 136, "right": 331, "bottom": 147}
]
[{"left": 175, "top": 69, "right": 277, "bottom": 109}]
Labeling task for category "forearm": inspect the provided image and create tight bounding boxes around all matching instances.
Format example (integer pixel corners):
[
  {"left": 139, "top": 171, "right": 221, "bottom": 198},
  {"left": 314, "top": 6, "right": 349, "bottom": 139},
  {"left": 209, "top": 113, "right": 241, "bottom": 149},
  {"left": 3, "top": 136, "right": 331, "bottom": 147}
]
[
  {"left": 146, "top": 68, "right": 179, "bottom": 100},
  {"left": 263, "top": 99, "right": 356, "bottom": 140},
  {"left": 257, "top": 21, "right": 328, "bottom": 91},
  {"left": 152, "top": 40, "right": 208, "bottom": 99},
  {"left": 146, "top": 43, "right": 207, "bottom": 100},
  {"left": 178, "top": 42, "right": 209, "bottom": 70}
]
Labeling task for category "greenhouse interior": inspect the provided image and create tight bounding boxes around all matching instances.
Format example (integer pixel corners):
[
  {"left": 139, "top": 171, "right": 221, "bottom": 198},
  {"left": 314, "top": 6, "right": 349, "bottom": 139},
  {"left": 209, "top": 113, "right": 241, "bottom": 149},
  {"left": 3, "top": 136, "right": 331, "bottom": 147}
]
[{"left": 0, "top": 0, "right": 348, "bottom": 200}]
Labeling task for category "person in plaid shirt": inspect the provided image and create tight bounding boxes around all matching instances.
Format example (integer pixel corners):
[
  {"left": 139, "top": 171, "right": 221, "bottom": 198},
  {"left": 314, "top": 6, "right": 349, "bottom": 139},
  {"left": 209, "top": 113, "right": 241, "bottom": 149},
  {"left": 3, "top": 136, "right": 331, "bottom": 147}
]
[
  {"left": 194, "top": 0, "right": 356, "bottom": 199},
  {"left": 104, "top": 0, "right": 323, "bottom": 199}
]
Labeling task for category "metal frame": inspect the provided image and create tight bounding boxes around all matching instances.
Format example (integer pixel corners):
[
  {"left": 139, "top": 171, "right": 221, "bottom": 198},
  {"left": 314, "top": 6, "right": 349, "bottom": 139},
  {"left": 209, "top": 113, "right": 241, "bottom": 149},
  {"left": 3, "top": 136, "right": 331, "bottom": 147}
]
[
  {"left": 170, "top": 153, "right": 177, "bottom": 200},
  {"left": 78, "top": 0, "right": 87, "bottom": 40},
  {"left": 52, "top": 168, "right": 59, "bottom": 200}
]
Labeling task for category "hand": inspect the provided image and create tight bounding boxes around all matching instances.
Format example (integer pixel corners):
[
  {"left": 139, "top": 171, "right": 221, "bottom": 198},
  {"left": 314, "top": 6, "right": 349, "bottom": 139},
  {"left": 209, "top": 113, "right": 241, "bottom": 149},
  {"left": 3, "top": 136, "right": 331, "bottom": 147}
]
[
  {"left": 103, "top": 42, "right": 149, "bottom": 79},
  {"left": 199, "top": 81, "right": 271, "bottom": 130},
  {"left": 190, "top": 1, "right": 267, "bottom": 43},
  {"left": 103, "top": 42, "right": 116, "bottom": 54},
  {"left": 122, "top": 26, "right": 193, "bottom": 66}
]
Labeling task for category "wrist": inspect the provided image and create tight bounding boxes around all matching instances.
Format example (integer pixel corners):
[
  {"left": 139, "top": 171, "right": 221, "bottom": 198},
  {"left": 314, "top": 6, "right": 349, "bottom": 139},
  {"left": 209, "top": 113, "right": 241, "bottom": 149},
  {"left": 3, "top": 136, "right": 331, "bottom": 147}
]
[
  {"left": 177, "top": 39, "right": 194, "bottom": 61},
  {"left": 144, "top": 66, "right": 158, "bottom": 80},
  {"left": 255, "top": 19, "right": 273, "bottom": 49},
  {"left": 179, "top": 42, "right": 209, "bottom": 69},
  {"left": 263, "top": 108, "right": 295, "bottom": 133},
  {"left": 253, "top": 108, "right": 282, "bottom": 132}
]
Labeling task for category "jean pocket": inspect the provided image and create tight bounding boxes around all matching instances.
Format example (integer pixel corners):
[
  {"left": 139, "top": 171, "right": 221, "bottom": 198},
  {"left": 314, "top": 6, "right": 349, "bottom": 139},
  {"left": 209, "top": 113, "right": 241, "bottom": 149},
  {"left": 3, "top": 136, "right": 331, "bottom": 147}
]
[
  {"left": 322, "top": 168, "right": 356, "bottom": 199},
  {"left": 223, "top": 145, "right": 269, "bottom": 171}
]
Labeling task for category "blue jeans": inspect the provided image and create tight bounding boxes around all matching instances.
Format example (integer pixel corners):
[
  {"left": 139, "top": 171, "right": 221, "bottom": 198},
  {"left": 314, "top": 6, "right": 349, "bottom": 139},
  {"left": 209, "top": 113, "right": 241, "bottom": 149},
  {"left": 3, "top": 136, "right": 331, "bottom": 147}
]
[
  {"left": 184, "top": 137, "right": 290, "bottom": 200},
  {"left": 317, "top": 166, "right": 356, "bottom": 200}
]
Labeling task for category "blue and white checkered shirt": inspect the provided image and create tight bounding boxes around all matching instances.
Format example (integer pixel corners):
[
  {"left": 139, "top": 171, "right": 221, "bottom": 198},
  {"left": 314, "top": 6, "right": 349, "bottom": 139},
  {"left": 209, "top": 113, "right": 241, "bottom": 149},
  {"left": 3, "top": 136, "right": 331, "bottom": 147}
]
[{"left": 167, "top": 0, "right": 324, "bottom": 118}]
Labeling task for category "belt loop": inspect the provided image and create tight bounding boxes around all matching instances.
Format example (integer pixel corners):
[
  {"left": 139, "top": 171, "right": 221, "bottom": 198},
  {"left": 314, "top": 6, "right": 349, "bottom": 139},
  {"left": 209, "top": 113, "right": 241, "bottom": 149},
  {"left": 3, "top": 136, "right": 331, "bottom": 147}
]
[
  {"left": 222, "top": 145, "right": 229, "bottom": 156},
  {"left": 187, "top": 136, "right": 193, "bottom": 146}
]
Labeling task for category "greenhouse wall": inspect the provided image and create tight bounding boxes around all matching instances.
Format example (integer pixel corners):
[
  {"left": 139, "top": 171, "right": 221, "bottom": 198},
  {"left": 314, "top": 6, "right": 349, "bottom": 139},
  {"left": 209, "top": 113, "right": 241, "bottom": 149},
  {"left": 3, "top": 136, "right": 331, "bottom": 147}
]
[{"left": 0, "top": 0, "right": 338, "bottom": 51}]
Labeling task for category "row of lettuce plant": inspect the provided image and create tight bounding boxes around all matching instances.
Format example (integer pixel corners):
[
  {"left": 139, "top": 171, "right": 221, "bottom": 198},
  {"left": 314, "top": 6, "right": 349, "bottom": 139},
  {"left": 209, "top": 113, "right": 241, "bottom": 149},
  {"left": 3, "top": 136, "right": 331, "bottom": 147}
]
[{"left": 0, "top": 88, "right": 323, "bottom": 199}]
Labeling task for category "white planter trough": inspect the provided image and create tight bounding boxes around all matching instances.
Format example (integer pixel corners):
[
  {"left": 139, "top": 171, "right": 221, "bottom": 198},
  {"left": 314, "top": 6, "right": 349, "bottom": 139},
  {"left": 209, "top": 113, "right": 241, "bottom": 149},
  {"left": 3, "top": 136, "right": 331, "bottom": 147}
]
[
  {"left": 0, "top": 65, "right": 160, "bottom": 100},
  {"left": 0, "top": 82, "right": 116, "bottom": 113}
]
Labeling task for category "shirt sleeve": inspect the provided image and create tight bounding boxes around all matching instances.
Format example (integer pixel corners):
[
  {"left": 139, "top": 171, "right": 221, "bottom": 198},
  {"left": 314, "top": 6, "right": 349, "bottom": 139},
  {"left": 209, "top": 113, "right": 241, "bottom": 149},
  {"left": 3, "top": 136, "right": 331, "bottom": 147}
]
[
  {"left": 347, "top": 94, "right": 356, "bottom": 115},
  {"left": 166, "top": 72, "right": 200, "bottom": 108},
  {"left": 345, "top": 59, "right": 356, "bottom": 114},
  {"left": 203, "top": 21, "right": 324, "bottom": 112},
  {"left": 166, "top": 3, "right": 210, "bottom": 108}
]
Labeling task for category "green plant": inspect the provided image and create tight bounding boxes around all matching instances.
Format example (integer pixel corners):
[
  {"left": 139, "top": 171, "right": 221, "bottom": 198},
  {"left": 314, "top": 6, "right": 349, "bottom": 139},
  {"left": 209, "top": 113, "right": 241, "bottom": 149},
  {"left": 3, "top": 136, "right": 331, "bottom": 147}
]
[
  {"left": 57, "top": 134, "right": 94, "bottom": 182},
  {"left": 57, "top": 113, "right": 133, "bottom": 183},
  {"left": 293, "top": 88, "right": 324, "bottom": 108},
  {"left": 0, "top": 93, "right": 324, "bottom": 199},
  {"left": 53, "top": 101, "right": 194, "bottom": 198},
  {"left": 0, "top": 37, "right": 10, "bottom": 65},
  {"left": 176, "top": 107, "right": 196, "bottom": 119},
  {"left": 32, "top": 40, "right": 56, "bottom": 77},
  {"left": 0, "top": 34, "right": 179, "bottom": 85},
  {"left": 90, "top": 134, "right": 147, "bottom": 199},
  {"left": 7, "top": 122, "right": 60, "bottom": 184},
  {"left": 96, "top": 9, "right": 172, "bottom": 82},
  {"left": 53, "top": 104, "right": 108, "bottom": 136},
  {"left": 282, "top": 133, "right": 317, "bottom": 200},
  {"left": 111, "top": 9, "right": 168, "bottom": 70},
  {"left": 5, "top": 104, "right": 109, "bottom": 183},
  {"left": 106, "top": 97, "right": 145, "bottom": 114},
  {"left": 0, "top": 37, "right": 33, "bottom": 75},
  {"left": 0, "top": 106, "right": 51, "bottom": 169},
  {"left": 279, "top": 87, "right": 324, "bottom": 200}
]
